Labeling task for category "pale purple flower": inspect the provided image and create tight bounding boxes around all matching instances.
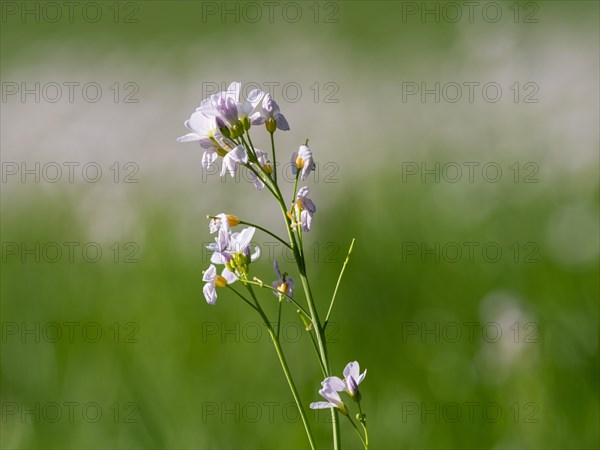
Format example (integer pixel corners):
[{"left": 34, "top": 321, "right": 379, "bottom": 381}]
[
  {"left": 325, "top": 361, "right": 367, "bottom": 399},
  {"left": 209, "top": 213, "right": 240, "bottom": 234},
  {"left": 251, "top": 93, "right": 290, "bottom": 131},
  {"left": 249, "top": 149, "right": 271, "bottom": 190},
  {"left": 221, "top": 145, "right": 249, "bottom": 178},
  {"left": 309, "top": 385, "right": 348, "bottom": 415},
  {"left": 208, "top": 226, "right": 260, "bottom": 265},
  {"left": 271, "top": 260, "right": 294, "bottom": 298},
  {"left": 292, "top": 186, "right": 316, "bottom": 232},
  {"left": 291, "top": 145, "right": 315, "bottom": 181},
  {"left": 200, "top": 82, "right": 263, "bottom": 128},
  {"left": 202, "top": 264, "right": 237, "bottom": 304}
]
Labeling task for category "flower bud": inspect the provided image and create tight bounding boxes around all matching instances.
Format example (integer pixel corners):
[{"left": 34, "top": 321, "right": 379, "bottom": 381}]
[
  {"left": 242, "top": 116, "right": 251, "bottom": 131},
  {"left": 226, "top": 214, "right": 240, "bottom": 227},
  {"left": 266, "top": 117, "right": 277, "bottom": 133}
]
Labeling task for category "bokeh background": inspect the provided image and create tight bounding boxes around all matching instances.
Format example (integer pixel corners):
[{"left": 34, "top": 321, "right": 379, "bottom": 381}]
[{"left": 1, "top": 1, "right": 598, "bottom": 449}]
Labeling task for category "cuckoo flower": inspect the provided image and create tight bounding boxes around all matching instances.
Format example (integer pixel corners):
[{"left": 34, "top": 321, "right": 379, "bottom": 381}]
[
  {"left": 202, "top": 264, "right": 237, "bottom": 305},
  {"left": 324, "top": 361, "right": 367, "bottom": 400},
  {"left": 209, "top": 213, "right": 240, "bottom": 234},
  {"left": 271, "top": 259, "right": 294, "bottom": 298},
  {"left": 310, "top": 385, "right": 349, "bottom": 415},
  {"left": 220, "top": 145, "right": 249, "bottom": 178},
  {"left": 291, "top": 145, "right": 315, "bottom": 181},
  {"left": 291, "top": 186, "right": 316, "bottom": 232},
  {"left": 251, "top": 92, "right": 290, "bottom": 132},
  {"left": 249, "top": 149, "right": 272, "bottom": 190},
  {"left": 200, "top": 82, "right": 263, "bottom": 134}
]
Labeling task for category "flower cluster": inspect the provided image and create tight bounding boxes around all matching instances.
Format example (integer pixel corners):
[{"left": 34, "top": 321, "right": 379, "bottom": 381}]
[
  {"left": 202, "top": 219, "right": 260, "bottom": 304},
  {"left": 310, "top": 361, "right": 367, "bottom": 415},
  {"left": 177, "top": 82, "right": 285, "bottom": 180},
  {"left": 178, "top": 81, "right": 366, "bottom": 449}
]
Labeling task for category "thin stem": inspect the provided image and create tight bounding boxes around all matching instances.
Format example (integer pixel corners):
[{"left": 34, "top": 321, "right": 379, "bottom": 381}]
[
  {"left": 276, "top": 297, "right": 283, "bottom": 340},
  {"left": 261, "top": 138, "right": 341, "bottom": 448},
  {"left": 244, "top": 279, "right": 311, "bottom": 320},
  {"left": 226, "top": 285, "right": 258, "bottom": 311},
  {"left": 324, "top": 238, "right": 355, "bottom": 328},
  {"left": 346, "top": 414, "right": 368, "bottom": 450},
  {"left": 358, "top": 400, "right": 369, "bottom": 449},
  {"left": 239, "top": 220, "right": 291, "bottom": 250},
  {"left": 242, "top": 283, "right": 317, "bottom": 450},
  {"left": 270, "top": 131, "right": 277, "bottom": 183}
]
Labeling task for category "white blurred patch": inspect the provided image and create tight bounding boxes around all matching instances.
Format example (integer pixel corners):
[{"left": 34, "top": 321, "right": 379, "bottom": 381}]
[
  {"left": 544, "top": 202, "right": 600, "bottom": 268},
  {"left": 476, "top": 291, "right": 540, "bottom": 384}
]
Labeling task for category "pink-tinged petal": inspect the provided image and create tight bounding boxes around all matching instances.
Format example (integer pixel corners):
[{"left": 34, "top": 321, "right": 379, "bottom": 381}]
[
  {"left": 247, "top": 88, "right": 265, "bottom": 108},
  {"left": 203, "top": 264, "right": 217, "bottom": 282},
  {"left": 310, "top": 402, "right": 336, "bottom": 410},
  {"left": 250, "top": 245, "right": 261, "bottom": 262},
  {"left": 343, "top": 361, "right": 360, "bottom": 381},
  {"left": 177, "top": 132, "right": 200, "bottom": 143},
  {"left": 357, "top": 368, "right": 367, "bottom": 384},
  {"left": 222, "top": 267, "right": 238, "bottom": 284},
  {"left": 203, "top": 283, "right": 217, "bottom": 304},
  {"left": 323, "top": 376, "right": 346, "bottom": 392},
  {"left": 275, "top": 113, "right": 290, "bottom": 131},
  {"left": 202, "top": 151, "right": 218, "bottom": 170},
  {"left": 229, "top": 146, "right": 248, "bottom": 164},
  {"left": 250, "top": 112, "right": 266, "bottom": 125}
]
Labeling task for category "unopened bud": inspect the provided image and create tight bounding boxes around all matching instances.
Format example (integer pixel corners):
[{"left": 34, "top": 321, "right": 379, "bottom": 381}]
[{"left": 266, "top": 117, "right": 277, "bottom": 133}]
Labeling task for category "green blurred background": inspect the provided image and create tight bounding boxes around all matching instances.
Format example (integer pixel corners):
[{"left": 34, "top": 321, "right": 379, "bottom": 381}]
[{"left": 1, "top": 1, "right": 598, "bottom": 448}]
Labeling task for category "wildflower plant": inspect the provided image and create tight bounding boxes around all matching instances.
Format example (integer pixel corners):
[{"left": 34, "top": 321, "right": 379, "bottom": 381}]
[{"left": 178, "top": 82, "right": 368, "bottom": 449}]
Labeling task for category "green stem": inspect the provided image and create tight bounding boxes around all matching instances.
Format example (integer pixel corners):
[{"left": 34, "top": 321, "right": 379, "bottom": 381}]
[
  {"left": 324, "top": 238, "right": 355, "bottom": 328},
  {"left": 239, "top": 220, "right": 291, "bottom": 250},
  {"left": 243, "top": 279, "right": 311, "bottom": 320},
  {"left": 358, "top": 401, "right": 369, "bottom": 449},
  {"left": 270, "top": 131, "right": 277, "bottom": 183},
  {"left": 276, "top": 297, "right": 283, "bottom": 340},
  {"left": 242, "top": 283, "right": 317, "bottom": 450},
  {"left": 345, "top": 414, "right": 368, "bottom": 449}
]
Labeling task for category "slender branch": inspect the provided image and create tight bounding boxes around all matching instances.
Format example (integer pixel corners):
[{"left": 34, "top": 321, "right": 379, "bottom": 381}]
[
  {"left": 270, "top": 131, "right": 277, "bottom": 183},
  {"left": 346, "top": 414, "right": 368, "bottom": 450},
  {"left": 226, "top": 285, "right": 259, "bottom": 311},
  {"left": 243, "top": 279, "right": 311, "bottom": 320},
  {"left": 324, "top": 238, "right": 355, "bottom": 328},
  {"left": 242, "top": 283, "right": 317, "bottom": 450},
  {"left": 239, "top": 220, "right": 291, "bottom": 250}
]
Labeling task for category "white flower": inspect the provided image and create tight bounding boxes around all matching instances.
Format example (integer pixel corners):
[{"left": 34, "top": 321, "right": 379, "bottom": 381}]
[
  {"left": 202, "top": 264, "right": 237, "bottom": 304},
  {"left": 324, "top": 361, "right": 367, "bottom": 399},
  {"left": 271, "top": 259, "right": 294, "bottom": 298},
  {"left": 221, "top": 145, "right": 249, "bottom": 178},
  {"left": 292, "top": 186, "right": 316, "bottom": 232},
  {"left": 291, "top": 145, "right": 315, "bottom": 181},
  {"left": 200, "top": 82, "right": 263, "bottom": 128},
  {"left": 251, "top": 93, "right": 290, "bottom": 132},
  {"left": 249, "top": 149, "right": 272, "bottom": 190},
  {"left": 309, "top": 385, "right": 348, "bottom": 415},
  {"left": 208, "top": 226, "right": 260, "bottom": 265},
  {"left": 209, "top": 213, "right": 240, "bottom": 234}
]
